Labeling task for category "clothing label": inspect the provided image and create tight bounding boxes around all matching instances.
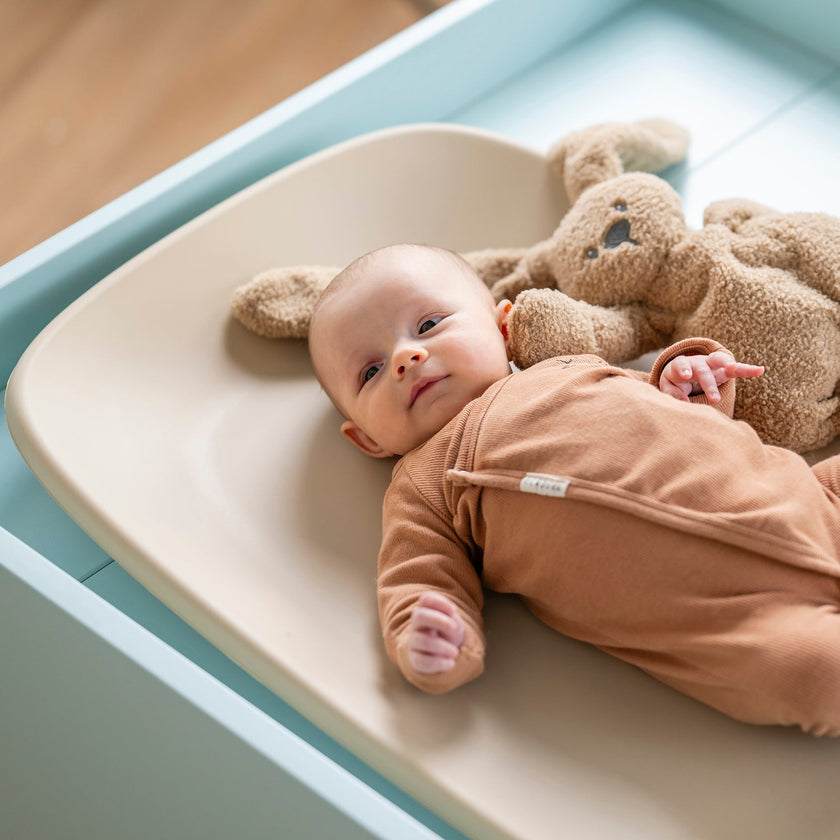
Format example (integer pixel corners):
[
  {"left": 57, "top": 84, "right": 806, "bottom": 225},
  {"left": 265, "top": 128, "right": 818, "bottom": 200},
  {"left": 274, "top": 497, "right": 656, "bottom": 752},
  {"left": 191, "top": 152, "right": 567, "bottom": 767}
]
[{"left": 519, "top": 473, "right": 570, "bottom": 498}]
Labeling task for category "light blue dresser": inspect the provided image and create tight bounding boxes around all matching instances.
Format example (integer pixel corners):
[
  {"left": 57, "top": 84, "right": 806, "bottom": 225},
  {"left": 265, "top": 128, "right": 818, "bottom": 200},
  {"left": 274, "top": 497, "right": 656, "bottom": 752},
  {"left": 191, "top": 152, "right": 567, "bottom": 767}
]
[{"left": 3, "top": 1, "right": 839, "bottom": 836}]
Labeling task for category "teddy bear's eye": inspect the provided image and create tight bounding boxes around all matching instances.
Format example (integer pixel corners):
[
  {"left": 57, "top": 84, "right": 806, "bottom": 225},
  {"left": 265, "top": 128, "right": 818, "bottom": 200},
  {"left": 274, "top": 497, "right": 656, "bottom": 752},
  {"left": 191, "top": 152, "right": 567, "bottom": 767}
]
[
  {"left": 614, "top": 202, "right": 627, "bottom": 212},
  {"left": 586, "top": 247, "right": 599, "bottom": 259}
]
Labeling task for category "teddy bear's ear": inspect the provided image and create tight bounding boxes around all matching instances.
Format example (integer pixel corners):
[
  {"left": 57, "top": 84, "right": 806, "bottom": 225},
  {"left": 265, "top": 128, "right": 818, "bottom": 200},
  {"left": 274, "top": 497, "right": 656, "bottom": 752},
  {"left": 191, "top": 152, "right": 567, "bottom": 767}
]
[
  {"left": 231, "top": 265, "right": 340, "bottom": 339},
  {"left": 548, "top": 119, "right": 689, "bottom": 203}
]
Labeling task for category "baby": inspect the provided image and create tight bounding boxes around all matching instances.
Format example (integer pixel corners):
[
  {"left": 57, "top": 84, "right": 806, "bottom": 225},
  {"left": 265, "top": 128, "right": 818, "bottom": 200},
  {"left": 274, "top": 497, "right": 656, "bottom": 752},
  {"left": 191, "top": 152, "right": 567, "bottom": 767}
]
[{"left": 309, "top": 242, "right": 840, "bottom": 736}]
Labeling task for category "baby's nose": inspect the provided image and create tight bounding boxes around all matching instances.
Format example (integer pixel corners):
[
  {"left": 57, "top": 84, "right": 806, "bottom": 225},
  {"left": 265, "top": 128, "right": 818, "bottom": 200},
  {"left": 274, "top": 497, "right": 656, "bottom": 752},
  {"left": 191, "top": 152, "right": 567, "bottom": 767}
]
[
  {"left": 396, "top": 354, "right": 421, "bottom": 375},
  {"left": 394, "top": 346, "right": 427, "bottom": 376}
]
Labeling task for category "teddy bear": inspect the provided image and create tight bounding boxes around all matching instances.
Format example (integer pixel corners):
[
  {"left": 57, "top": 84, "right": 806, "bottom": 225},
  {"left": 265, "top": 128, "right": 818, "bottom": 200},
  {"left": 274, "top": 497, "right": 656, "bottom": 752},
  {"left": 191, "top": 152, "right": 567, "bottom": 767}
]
[{"left": 231, "top": 119, "right": 840, "bottom": 454}]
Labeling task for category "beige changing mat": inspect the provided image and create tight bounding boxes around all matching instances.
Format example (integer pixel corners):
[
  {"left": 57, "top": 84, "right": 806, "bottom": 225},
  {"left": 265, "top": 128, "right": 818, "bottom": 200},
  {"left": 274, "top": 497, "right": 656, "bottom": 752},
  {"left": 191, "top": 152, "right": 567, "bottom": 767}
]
[{"left": 7, "top": 124, "right": 840, "bottom": 840}]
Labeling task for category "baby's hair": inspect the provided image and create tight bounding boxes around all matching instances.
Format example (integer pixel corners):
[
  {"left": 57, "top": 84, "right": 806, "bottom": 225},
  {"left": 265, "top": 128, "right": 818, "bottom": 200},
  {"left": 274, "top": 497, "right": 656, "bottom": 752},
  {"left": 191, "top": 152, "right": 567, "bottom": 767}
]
[{"left": 313, "top": 244, "right": 477, "bottom": 319}]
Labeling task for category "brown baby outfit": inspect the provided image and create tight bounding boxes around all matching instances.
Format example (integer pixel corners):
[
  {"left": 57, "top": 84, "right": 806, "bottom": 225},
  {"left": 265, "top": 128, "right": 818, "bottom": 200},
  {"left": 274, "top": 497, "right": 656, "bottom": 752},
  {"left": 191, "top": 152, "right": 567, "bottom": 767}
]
[{"left": 378, "top": 338, "right": 840, "bottom": 735}]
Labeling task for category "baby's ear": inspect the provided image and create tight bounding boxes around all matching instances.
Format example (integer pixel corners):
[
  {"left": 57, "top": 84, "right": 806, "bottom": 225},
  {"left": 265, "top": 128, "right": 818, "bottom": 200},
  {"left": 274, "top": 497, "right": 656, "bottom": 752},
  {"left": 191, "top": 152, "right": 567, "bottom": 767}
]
[
  {"left": 496, "top": 299, "right": 513, "bottom": 352},
  {"left": 231, "top": 264, "right": 340, "bottom": 338},
  {"left": 549, "top": 119, "right": 689, "bottom": 203},
  {"left": 340, "top": 421, "right": 393, "bottom": 459}
]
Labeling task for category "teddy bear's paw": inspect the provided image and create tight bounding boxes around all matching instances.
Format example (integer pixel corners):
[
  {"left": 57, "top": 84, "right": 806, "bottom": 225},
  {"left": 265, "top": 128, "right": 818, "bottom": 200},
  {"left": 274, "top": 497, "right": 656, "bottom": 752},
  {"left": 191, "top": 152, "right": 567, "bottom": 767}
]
[
  {"left": 508, "top": 289, "right": 668, "bottom": 369},
  {"left": 231, "top": 265, "right": 339, "bottom": 339},
  {"left": 507, "top": 289, "right": 600, "bottom": 368}
]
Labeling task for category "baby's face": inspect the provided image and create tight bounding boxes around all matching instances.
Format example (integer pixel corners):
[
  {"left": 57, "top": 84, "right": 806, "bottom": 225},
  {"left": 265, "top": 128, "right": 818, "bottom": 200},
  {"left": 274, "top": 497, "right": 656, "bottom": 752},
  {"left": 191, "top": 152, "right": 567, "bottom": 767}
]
[{"left": 311, "top": 247, "right": 511, "bottom": 457}]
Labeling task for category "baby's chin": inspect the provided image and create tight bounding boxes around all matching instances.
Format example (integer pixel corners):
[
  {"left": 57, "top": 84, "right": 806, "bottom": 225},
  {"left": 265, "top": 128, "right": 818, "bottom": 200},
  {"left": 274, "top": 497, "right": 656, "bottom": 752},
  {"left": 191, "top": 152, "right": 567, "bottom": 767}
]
[{"left": 395, "top": 399, "right": 472, "bottom": 455}]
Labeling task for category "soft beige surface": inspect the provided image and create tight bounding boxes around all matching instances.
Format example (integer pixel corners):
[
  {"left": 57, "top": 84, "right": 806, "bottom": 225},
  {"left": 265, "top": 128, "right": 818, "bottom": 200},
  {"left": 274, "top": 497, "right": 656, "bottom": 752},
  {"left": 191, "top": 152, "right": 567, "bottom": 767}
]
[{"left": 7, "top": 124, "right": 840, "bottom": 840}]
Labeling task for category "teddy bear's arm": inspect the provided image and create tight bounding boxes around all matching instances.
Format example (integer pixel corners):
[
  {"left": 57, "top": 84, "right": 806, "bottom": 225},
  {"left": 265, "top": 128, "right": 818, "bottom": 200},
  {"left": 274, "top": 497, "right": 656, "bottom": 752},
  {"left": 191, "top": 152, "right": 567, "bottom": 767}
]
[
  {"left": 703, "top": 198, "right": 778, "bottom": 231},
  {"left": 463, "top": 238, "right": 563, "bottom": 303},
  {"left": 462, "top": 248, "right": 529, "bottom": 291},
  {"left": 507, "top": 288, "right": 668, "bottom": 368}
]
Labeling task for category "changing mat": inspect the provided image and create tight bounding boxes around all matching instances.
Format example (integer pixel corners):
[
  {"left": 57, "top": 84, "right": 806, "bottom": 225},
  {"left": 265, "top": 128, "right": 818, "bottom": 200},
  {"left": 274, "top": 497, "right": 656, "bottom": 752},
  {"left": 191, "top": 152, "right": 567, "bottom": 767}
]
[{"left": 7, "top": 124, "right": 840, "bottom": 840}]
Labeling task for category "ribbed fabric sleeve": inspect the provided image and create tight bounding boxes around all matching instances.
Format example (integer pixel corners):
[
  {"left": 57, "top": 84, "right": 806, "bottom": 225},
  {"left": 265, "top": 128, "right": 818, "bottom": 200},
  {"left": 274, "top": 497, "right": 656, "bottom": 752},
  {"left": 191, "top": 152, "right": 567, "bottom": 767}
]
[{"left": 378, "top": 459, "right": 486, "bottom": 693}]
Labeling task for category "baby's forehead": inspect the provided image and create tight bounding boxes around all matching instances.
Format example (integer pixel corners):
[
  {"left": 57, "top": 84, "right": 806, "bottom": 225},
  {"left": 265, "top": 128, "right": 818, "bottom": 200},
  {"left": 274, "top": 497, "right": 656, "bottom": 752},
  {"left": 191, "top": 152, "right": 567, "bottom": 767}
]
[
  {"left": 312, "top": 245, "right": 485, "bottom": 333},
  {"left": 309, "top": 275, "right": 385, "bottom": 356},
  {"left": 333, "top": 263, "right": 451, "bottom": 311}
]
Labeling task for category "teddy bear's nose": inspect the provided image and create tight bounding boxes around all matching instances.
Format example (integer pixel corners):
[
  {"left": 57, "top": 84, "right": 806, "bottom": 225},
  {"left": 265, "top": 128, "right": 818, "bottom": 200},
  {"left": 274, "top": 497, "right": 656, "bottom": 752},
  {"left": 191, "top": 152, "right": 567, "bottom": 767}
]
[{"left": 604, "top": 219, "right": 639, "bottom": 249}]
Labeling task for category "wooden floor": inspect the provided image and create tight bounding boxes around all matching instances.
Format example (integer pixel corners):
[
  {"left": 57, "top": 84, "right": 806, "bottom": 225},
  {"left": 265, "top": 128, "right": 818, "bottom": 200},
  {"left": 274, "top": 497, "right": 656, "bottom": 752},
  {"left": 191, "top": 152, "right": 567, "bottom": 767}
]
[{"left": 0, "top": 0, "right": 450, "bottom": 267}]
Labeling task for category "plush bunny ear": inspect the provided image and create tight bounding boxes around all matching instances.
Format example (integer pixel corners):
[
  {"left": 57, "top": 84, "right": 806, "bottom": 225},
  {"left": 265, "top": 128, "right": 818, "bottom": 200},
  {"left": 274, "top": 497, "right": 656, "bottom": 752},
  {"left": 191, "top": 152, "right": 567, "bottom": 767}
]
[
  {"left": 549, "top": 118, "right": 689, "bottom": 203},
  {"left": 231, "top": 265, "right": 340, "bottom": 339},
  {"left": 232, "top": 249, "right": 537, "bottom": 340}
]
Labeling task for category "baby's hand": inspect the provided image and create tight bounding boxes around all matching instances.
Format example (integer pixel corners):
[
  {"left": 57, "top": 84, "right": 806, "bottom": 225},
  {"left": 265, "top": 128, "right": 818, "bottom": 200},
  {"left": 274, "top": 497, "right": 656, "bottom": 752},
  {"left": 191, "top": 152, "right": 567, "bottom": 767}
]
[
  {"left": 407, "top": 591, "right": 465, "bottom": 674},
  {"left": 659, "top": 351, "right": 764, "bottom": 403}
]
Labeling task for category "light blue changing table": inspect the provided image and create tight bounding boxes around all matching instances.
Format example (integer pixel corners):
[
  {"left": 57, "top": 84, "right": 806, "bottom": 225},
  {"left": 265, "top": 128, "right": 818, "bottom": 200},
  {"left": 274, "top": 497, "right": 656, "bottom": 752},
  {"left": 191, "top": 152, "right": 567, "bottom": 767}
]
[{"left": 3, "top": 1, "right": 839, "bottom": 837}]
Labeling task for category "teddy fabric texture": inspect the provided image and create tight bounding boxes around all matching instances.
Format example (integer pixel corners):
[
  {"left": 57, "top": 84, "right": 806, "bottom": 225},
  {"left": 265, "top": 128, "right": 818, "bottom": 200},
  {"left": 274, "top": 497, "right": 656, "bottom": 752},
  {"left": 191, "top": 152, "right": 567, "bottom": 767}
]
[
  {"left": 230, "top": 118, "right": 840, "bottom": 453},
  {"left": 504, "top": 175, "right": 840, "bottom": 453},
  {"left": 378, "top": 339, "right": 840, "bottom": 736}
]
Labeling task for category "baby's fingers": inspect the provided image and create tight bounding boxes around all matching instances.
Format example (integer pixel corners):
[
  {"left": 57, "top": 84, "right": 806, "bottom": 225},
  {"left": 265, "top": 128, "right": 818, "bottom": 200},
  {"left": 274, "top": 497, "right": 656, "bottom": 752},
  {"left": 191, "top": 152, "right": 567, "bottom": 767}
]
[
  {"left": 415, "top": 593, "right": 465, "bottom": 642},
  {"left": 666, "top": 355, "right": 694, "bottom": 382},
  {"left": 417, "top": 590, "right": 458, "bottom": 616},
  {"left": 688, "top": 357, "right": 722, "bottom": 402},
  {"left": 707, "top": 351, "right": 764, "bottom": 382},
  {"left": 411, "top": 630, "right": 460, "bottom": 660},
  {"left": 407, "top": 650, "right": 457, "bottom": 674},
  {"left": 660, "top": 355, "right": 720, "bottom": 401},
  {"left": 722, "top": 361, "right": 765, "bottom": 380},
  {"left": 411, "top": 606, "right": 458, "bottom": 637},
  {"left": 412, "top": 596, "right": 465, "bottom": 646},
  {"left": 659, "top": 356, "right": 693, "bottom": 400},
  {"left": 408, "top": 631, "right": 460, "bottom": 674},
  {"left": 659, "top": 376, "right": 691, "bottom": 402}
]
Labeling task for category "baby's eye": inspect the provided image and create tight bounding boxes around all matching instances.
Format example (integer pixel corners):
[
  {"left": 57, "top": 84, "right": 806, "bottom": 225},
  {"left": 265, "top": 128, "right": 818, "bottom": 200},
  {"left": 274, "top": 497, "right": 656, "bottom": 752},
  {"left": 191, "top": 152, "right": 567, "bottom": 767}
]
[
  {"left": 418, "top": 316, "right": 442, "bottom": 334},
  {"left": 362, "top": 363, "right": 382, "bottom": 384}
]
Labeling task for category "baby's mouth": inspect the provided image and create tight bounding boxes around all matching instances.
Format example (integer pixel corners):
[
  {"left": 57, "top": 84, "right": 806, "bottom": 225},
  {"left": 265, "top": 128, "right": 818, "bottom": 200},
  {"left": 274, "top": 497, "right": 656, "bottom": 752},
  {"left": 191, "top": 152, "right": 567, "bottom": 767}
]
[{"left": 410, "top": 376, "right": 447, "bottom": 408}]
